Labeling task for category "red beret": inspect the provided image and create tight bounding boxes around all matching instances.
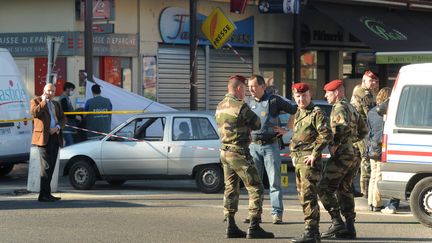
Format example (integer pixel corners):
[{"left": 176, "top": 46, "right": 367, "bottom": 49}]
[
  {"left": 364, "top": 70, "right": 378, "bottom": 80},
  {"left": 324, "top": 79, "right": 343, "bottom": 91},
  {"left": 292, "top": 83, "right": 310, "bottom": 93},
  {"left": 229, "top": 75, "right": 247, "bottom": 85}
]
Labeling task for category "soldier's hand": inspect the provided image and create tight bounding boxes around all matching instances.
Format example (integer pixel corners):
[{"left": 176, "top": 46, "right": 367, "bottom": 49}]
[
  {"left": 273, "top": 126, "right": 288, "bottom": 136},
  {"left": 303, "top": 155, "right": 317, "bottom": 167}
]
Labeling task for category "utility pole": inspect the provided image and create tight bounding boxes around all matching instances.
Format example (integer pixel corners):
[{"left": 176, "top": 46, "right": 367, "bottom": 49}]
[
  {"left": 293, "top": 4, "right": 301, "bottom": 83},
  {"left": 189, "top": 0, "right": 198, "bottom": 110},
  {"left": 85, "top": 0, "right": 93, "bottom": 81}
]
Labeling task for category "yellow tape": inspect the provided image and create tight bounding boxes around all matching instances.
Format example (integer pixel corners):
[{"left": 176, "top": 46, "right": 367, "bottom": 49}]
[
  {"left": 65, "top": 110, "right": 145, "bottom": 115},
  {"left": 281, "top": 175, "right": 289, "bottom": 187},
  {"left": 0, "top": 118, "right": 33, "bottom": 123},
  {"left": 0, "top": 110, "right": 146, "bottom": 123}
]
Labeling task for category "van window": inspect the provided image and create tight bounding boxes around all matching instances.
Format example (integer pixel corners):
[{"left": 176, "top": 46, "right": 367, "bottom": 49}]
[{"left": 396, "top": 85, "right": 432, "bottom": 128}]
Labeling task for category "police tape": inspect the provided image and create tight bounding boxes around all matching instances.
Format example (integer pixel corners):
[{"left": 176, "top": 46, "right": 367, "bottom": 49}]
[
  {"left": 65, "top": 124, "right": 139, "bottom": 141},
  {"left": 0, "top": 110, "right": 145, "bottom": 123},
  {"left": 64, "top": 110, "right": 145, "bottom": 115},
  {"left": 0, "top": 117, "right": 32, "bottom": 123},
  {"left": 280, "top": 153, "right": 331, "bottom": 159}
]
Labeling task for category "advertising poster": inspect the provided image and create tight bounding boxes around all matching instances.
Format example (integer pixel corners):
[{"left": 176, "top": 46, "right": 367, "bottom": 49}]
[{"left": 142, "top": 56, "right": 157, "bottom": 101}]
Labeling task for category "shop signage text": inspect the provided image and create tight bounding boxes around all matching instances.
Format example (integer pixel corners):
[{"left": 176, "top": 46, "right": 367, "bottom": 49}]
[
  {"left": 201, "top": 8, "right": 236, "bottom": 49},
  {"left": 159, "top": 7, "right": 254, "bottom": 47},
  {"left": 361, "top": 17, "right": 407, "bottom": 41},
  {"left": 376, "top": 53, "right": 432, "bottom": 64},
  {"left": 0, "top": 32, "right": 138, "bottom": 57}
]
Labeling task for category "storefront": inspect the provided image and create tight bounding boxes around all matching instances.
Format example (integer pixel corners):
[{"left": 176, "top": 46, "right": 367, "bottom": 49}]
[
  {"left": 311, "top": 2, "right": 432, "bottom": 88},
  {"left": 0, "top": 32, "right": 137, "bottom": 101}
]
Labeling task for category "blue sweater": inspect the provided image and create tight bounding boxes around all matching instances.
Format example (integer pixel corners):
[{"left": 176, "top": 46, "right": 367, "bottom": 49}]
[{"left": 367, "top": 106, "right": 384, "bottom": 158}]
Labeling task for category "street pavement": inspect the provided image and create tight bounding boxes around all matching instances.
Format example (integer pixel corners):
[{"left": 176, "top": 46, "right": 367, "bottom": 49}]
[{"left": 0, "top": 163, "right": 428, "bottom": 243}]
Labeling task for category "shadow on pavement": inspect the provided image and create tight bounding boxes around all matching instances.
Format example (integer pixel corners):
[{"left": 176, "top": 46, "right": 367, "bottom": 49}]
[{"left": 0, "top": 199, "right": 146, "bottom": 210}]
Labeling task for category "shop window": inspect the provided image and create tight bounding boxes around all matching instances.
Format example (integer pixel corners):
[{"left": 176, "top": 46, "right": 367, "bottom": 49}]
[
  {"left": 98, "top": 56, "right": 132, "bottom": 91},
  {"left": 34, "top": 57, "right": 67, "bottom": 96},
  {"left": 343, "top": 52, "right": 376, "bottom": 78}
]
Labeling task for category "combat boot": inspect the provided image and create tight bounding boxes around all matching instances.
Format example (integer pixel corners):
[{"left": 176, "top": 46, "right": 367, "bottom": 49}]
[
  {"left": 225, "top": 215, "right": 246, "bottom": 238},
  {"left": 291, "top": 227, "right": 321, "bottom": 243},
  {"left": 246, "top": 217, "right": 275, "bottom": 239},
  {"left": 321, "top": 211, "right": 346, "bottom": 238},
  {"left": 335, "top": 218, "right": 356, "bottom": 239},
  {"left": 243, "top": 216, "right": 261, "bottom": 224}
]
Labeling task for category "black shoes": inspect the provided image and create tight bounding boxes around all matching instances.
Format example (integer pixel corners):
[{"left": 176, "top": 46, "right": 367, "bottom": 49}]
[
  {"left": 38, "top": 194, "right": 61, "bottom": 202},
  {"left": 369, "top": 205, "right": 385, "bottom": 212}
]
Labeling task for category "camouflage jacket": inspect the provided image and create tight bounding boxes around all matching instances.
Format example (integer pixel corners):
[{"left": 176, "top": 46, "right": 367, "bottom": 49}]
[
  {"left": 350, "top": 84, "right": 375, "bottom": 122},
  {"left": 290, "top": 102, "right": 332, "bottom": 158},
  {"left": 215, "top": 93, "right": 261, "bottom": 148},
  {"left": 330, "top": 98, "right": 367, "bottom": 146}
]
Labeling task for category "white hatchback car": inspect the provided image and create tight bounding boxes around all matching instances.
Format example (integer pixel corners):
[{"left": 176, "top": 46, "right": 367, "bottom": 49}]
[{"left": 59, "top": 111, "right": 223, "bottom": 193}]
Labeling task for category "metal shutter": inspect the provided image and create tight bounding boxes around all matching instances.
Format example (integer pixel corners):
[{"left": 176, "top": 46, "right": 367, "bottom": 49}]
[
  {"left": 208, "top": 48, "right": 253, "bottom": 110},
  {"left": 157, "top": 45, "right": 206, "bottom": 110}
]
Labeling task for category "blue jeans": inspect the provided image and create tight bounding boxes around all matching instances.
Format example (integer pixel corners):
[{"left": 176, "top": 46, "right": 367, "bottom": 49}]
[
  {"left": 63, "top": 133, "right": 74, "bottom": 147},
  {"left": 249, "top": 142, "right": 284, "bottom": 216}
]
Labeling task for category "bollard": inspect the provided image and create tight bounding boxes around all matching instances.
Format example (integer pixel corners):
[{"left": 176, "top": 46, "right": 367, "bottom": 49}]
[{"left": 26, "top": 146, "right": 60, "bottom": 193}]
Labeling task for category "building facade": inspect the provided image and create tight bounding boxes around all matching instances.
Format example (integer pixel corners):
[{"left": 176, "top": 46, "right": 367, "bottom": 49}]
[{"left": 3, "top": 0, "right": 429, "bottom": 110}]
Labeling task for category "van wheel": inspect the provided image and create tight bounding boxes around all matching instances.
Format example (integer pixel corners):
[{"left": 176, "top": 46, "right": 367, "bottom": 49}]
[
  {"left": 195, "top": 165, "right": 224, "bottom": 194},
  {"left": 69, "top": 160, "right": 96, "bottom": 190},
  {"left": 410, "top": 177, "right": 432, "bottom": 228},
  {"left": 0, "top": 164, "right": 14, "bottom": 176}
]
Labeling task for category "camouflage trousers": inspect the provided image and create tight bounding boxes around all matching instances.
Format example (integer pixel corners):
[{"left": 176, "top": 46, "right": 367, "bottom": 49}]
[
  {"left": 318, "top": 145, "right": 357, "bottom": 220},
  {"left": 220, "top": 148, "right": 264, "bottom": 219},
  {"left": 292, "top": 152, "right": 321, "bottom": 229},
  {"left": 354, "top": 139, "right": 371, "bottom": 179}
]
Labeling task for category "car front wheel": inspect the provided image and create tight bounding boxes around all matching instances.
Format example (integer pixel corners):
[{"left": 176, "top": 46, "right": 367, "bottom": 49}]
[
  {"left": 195, "top": 165, "right": 224, "bottom": 193},
  {"left": 69, "top": 160, "right": 96, "bottom": 190},
  {"left": 410, "top": 177, "right": 432, "bottom": 228}
]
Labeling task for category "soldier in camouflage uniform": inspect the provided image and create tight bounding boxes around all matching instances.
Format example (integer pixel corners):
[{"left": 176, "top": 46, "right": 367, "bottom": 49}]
[
  {"left": 319, "top": 80, "right": 368, "bottom": 239},
  {"left": 350, "top": 70, "right": 378, "bottom": 197},
  {"left": 287, "top": 83, "right": 332, "bottom": 243},
  {"left": 215, "top": 75, "right": 274, "bottom": 239}
]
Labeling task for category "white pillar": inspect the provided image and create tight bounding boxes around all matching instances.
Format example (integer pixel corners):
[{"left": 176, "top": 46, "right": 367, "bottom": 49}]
[{"left": 26, "top": 146, "right": 60, "bottom": 193}]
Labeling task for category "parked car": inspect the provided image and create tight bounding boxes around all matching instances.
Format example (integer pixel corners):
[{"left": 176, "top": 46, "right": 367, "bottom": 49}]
[
  {"left": 379, "top": 63, "right": 432, "bottom": 228},
  {"left": 279, "top": 100, "right": 333, "bottom": 166},
  {"left": 59, "top": 111, "right": 224, "bottom": 193}
]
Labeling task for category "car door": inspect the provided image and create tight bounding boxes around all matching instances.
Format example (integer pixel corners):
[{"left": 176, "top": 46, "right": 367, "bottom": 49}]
[
  {"left": 100, "top": 116, "right": 168, "bottom": 175},
  {"left": 167, "top": 116, "right": 220, "bottom": 175}
]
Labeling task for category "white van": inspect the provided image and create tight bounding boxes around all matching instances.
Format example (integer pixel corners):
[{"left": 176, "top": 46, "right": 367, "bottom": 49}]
[
  {"left": 380, "top": 63, "right": 432, "bottom": 228},
  {"left": 0, "top": 48, "right": 32, "bottom": 176}
]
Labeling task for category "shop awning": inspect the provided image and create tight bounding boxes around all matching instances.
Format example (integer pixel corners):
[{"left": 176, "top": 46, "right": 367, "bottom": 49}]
[{"left": 313, "top": 3, "right": 432, "bottom": 54}]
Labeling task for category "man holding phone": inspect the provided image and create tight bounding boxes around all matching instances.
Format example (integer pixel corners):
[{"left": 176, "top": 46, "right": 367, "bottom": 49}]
[{"left": 30, "top": 83, "right": 66, "bottom": 202}]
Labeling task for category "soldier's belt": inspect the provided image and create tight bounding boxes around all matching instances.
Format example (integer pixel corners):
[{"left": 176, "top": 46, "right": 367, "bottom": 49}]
[
  {"left": 221, "top": 145, "right": 248, "bottom": 156},
  {"left": 251, "top": 138, "right": 277, "bottom": 145},
  {"left": 291, "top": 150, "right": 313, "bottom": 157}
]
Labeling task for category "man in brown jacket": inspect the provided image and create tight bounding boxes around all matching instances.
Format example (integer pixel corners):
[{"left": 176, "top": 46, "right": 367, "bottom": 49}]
[{"left": 30, "top": 83, "right": 66, "bottom": 202}]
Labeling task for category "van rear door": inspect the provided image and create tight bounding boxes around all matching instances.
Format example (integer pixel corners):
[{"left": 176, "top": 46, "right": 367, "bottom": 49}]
[{"left": 0, "top": 48, "right": 32, "bottom": 163}]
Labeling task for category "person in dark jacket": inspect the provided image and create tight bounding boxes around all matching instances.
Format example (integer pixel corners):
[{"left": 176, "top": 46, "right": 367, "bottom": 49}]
[
  {"left": 367, "top": 87, "right": 391, "bottom": 212},
  {"left": 59, "top": 82, "right": 80, "bottom": 146},
  {"left": 84, "top": 84, "right": 112, "bottom": 139}
]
